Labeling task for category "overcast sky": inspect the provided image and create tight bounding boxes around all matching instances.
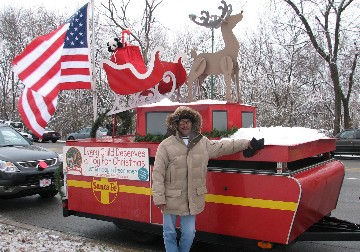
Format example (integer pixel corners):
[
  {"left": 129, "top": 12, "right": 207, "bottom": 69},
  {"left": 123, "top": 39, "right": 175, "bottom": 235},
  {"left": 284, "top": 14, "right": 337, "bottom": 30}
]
[{"left": 0, "top": 0, "right": 264, "bottom": 34}]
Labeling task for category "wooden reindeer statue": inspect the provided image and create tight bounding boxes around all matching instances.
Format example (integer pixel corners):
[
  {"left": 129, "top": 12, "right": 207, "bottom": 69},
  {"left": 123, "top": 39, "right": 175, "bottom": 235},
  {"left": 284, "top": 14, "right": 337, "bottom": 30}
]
[{"left": 187, "top": 1, "right": 243, "bottom": 102}]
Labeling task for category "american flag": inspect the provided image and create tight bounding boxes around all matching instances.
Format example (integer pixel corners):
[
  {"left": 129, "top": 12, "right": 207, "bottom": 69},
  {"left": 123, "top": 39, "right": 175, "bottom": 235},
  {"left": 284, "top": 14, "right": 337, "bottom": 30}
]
[
  {"left": 17, "top": 87, "right": 58, "bottom": 137},
  {"left": 13, "top": 3, "right": 92, "bottom": 137}
]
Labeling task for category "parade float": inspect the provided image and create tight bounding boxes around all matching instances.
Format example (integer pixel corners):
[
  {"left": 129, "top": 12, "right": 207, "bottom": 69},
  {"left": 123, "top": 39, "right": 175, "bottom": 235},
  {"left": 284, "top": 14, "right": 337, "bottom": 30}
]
[{"left": 61, "top": 1, "right": 360, "bottom": 250}]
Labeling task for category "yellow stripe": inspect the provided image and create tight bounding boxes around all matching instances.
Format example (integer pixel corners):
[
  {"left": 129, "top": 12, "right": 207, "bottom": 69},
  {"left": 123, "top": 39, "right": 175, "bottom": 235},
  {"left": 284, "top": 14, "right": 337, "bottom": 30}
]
[
  {"left": 205, "top": 194, "right": 297, "bottom": 211},
  {"left": 67, "top": 180, "right": 152, "bottom": 195},
  {"left": 346, "top": 168, "right": 360, "bottom": 171},
  {"left": 67, "top": 180, "right": 91, "bottom": 189},
  {"left": 67, "top": 180, "right": 296, "bottom": 211},
  {"left": 119, "top": 185, "right": 152, "bottom": 195}
]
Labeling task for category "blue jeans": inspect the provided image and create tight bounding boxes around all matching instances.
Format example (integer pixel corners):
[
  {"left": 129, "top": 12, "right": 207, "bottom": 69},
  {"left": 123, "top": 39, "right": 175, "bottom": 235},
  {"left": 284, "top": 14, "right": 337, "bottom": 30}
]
[{"left": 163, "top": 214, "right": 196, "bottom": 252}]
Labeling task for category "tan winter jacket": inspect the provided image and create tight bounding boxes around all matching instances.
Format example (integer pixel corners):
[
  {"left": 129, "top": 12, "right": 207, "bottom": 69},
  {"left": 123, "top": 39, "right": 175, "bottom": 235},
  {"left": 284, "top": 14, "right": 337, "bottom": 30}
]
[{"left": 152, "top": 129, "right": 249, "bottom": 216}]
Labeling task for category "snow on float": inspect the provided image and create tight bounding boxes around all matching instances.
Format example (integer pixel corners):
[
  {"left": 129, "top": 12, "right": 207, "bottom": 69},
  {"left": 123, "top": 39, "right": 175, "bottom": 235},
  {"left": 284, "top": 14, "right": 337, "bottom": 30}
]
[{"left": 62, "top": 1, "right": 360, "bottom": 250}]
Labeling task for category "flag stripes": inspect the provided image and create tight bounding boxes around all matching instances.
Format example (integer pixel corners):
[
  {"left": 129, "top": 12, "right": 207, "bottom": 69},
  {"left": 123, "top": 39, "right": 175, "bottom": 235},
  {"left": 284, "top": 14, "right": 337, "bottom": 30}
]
[
  {"left": 13, "top": 3, "right": 91, "bottom": 137},
  {"left": 18, "top": 88, "right": 58, "bottom": 137}
]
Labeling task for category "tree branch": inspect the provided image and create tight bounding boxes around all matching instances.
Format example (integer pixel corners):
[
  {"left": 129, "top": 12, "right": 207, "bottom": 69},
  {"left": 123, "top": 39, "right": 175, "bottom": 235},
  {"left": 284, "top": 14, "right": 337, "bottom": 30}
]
[
  {"left": 283, "top": 0, "right": 330, "bottom": 62},
  {"left": 346, "top": 46, "right": 359, "bottom": 100}
]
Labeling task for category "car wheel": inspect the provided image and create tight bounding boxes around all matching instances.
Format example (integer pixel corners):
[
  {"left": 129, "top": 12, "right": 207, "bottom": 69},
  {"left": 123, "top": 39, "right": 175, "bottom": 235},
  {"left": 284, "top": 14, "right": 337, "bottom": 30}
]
[
  {"left": 51, "top": 140, "right": 57, "bottom": 143},
  {"left": 39, "top": 189, "right": 58, "bottom": 198},
  {"left": 68, "top": 136, "right": 75, "bottom": 140}
]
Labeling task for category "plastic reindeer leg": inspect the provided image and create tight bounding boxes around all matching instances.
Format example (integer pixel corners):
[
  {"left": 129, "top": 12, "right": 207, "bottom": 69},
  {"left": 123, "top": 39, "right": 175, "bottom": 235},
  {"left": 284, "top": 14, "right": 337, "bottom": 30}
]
[
  {"left": 186, "top": 58, "right": 206, "bottom": 102},
  {"left": 220, "top": 56, "right": 234, "bottom": 102}
]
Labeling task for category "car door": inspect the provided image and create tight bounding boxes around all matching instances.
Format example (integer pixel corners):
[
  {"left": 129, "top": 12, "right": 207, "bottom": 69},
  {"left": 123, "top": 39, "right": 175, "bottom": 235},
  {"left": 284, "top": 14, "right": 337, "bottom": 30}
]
[
  {"left": 335, "top": 130, "right": 355, "bottom": 154},
  {"left": 354, "top": 130, "right": 360, "bottom": 155},
  {"left": 78, "top": 128, "right": 91, "bottom": 139}
]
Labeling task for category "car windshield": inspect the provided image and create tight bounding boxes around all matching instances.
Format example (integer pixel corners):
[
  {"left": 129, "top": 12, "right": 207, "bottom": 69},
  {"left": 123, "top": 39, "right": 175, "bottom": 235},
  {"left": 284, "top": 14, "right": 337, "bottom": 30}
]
[
  {"left": 338, "top": 130, "right": 354, "bottom": 139},
  {"left": 0, "top": 126, "right": 31, "bottom": 146}
]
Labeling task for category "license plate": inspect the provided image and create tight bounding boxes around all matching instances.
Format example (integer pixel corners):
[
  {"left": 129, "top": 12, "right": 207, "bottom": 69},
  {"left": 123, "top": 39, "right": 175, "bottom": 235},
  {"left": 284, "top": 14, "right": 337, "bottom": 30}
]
[{"left": 40, "top": 178, "right": 51, "bottom": 187}]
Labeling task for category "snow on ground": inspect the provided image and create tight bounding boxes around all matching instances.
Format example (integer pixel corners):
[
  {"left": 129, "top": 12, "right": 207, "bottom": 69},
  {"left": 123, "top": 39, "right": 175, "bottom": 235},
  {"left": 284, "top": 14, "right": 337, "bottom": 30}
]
[{"left": 0, "top": 217, "right": 138, "bottom": 252}]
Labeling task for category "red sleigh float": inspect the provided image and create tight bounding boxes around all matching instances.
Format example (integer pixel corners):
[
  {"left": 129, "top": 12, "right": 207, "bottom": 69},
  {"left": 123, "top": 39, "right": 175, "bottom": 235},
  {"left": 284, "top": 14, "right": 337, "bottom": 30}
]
[{"left": 101, "top": 44, "right": 187, "bottom": 96}]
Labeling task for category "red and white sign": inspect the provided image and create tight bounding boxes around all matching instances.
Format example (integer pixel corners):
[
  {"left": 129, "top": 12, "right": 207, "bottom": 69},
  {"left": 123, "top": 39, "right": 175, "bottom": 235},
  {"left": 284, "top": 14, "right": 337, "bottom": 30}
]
[{"left": 63, "top": 146, "right": 150, "bottom": 181}]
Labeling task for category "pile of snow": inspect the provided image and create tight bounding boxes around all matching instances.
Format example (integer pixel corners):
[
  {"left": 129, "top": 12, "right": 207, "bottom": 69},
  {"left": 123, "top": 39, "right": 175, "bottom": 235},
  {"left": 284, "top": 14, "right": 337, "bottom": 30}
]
[
  {"left": 143, "top": 99, "right": 329, "bottom": 146},
  {"left": 227, "top": 126, "right": 329, "bottom": 146},
  {"left": 0, "top": 221, "right": 129, "bottom": 252},
  {"left": 141, "top": 98, "right": 228, "bottom": 107}
]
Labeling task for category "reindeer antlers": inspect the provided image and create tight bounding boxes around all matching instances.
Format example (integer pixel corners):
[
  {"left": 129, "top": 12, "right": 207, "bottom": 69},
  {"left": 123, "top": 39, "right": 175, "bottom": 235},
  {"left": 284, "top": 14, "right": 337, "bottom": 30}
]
[{"left": 188, "top": 0, "right": 233, "bottom": 29}]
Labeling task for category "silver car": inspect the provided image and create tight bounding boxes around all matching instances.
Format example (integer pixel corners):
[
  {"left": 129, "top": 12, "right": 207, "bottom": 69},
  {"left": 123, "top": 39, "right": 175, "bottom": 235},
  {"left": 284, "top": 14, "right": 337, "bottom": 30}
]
[{"left": 66, "top": 127, "right": 108, "bottom": 140}]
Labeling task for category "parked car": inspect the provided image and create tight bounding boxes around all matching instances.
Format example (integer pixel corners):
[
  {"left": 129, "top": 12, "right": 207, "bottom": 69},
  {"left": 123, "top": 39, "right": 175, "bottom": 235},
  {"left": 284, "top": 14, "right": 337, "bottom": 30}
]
[
  {"left": 0, "top": 124, "right": 60, "bottom": 198},
  {"left": 5, "top": 121, "right": 24, "bottom": 132},
  {"left": 19, "top": 131, "right": 33, "bottom": 141},
  {"left": 333, "top": 129, "right": 360, "bottom": 155},
  {"left": 67, "top": 127, "right": 108, "bottom": 140},
  {"left": 31, "top": 127, "right": 61, "bottom": 143}
]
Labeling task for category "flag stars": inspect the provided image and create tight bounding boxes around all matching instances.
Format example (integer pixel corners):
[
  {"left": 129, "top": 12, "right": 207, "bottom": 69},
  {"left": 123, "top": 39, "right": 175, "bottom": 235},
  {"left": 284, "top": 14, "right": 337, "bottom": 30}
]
[{"left": 64, "top": 4, "right": 88, "bottom": 49}]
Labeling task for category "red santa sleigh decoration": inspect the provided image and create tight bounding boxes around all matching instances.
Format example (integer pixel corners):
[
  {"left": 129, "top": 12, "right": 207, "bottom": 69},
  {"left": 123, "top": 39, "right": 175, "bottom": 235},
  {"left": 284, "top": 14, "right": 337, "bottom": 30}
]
[{"left": 101, "top": 31, "right": 187, "bottom": 114}]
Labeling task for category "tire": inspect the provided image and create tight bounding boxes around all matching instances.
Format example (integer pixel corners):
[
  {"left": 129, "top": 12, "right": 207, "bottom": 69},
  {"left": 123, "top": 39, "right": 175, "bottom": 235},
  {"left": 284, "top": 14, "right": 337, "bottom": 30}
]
[
  {"left": 39, "top": 189, "right": 58, "bottom": 198},
  {"left": 51, "top": 139, "right": 57, "bottom": 143},
  {"left": 68, "top": 136, "right": 75, "bottom": 140}
]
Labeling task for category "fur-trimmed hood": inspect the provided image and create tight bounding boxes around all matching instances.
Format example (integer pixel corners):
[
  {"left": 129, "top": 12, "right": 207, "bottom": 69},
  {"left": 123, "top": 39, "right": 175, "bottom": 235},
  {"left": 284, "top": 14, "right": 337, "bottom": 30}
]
[{"left": 166, "top": 106, "right": 202, "bottom": 134}]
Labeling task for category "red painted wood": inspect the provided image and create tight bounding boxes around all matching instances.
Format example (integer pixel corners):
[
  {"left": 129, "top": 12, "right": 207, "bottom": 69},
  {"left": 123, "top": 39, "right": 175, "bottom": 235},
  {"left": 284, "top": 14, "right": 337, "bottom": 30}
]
[
  {"left": 289, "top": 160, "right": 344, "bottom": 241},
  {"left": 67, "top": 175, "right": 151, "bottom": 222}
]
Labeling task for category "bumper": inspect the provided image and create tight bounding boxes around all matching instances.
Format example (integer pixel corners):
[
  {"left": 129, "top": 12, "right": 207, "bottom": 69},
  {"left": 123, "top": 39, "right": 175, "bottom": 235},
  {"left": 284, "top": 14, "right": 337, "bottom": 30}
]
[
  {"left": 0, "top": 167, "right": 58, "bottom": 198},
  {"left": 0, "top": 183, "right": 56, "bottom": 197}
]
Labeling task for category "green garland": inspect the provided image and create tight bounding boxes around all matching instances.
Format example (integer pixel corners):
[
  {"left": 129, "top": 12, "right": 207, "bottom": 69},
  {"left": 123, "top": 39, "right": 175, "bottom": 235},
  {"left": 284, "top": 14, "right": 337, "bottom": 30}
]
[
  {"left": 135, "top": 126, "right": 239, "bottom": 143},
  {"left": 203, "top": 126, "right": 238, "bottom": 138}
]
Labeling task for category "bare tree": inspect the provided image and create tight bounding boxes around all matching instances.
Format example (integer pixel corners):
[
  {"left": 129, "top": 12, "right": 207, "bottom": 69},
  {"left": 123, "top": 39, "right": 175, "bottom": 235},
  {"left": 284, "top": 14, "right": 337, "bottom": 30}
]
[
  {"left": 281, "top": 0, "right": 359, "bottom": 134},
  {"left": 0, "top": 6, "right": 65, "bottom": 122},
  {"left": 239, "top": 7, "right": 335, "bottom": 131},
  {"left": 100, "top": 0, "right": 165, "bottom": 64}
]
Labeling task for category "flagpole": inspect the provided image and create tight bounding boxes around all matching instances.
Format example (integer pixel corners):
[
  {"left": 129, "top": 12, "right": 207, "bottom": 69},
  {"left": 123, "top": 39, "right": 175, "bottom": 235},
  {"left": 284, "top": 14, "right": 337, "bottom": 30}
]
[{"left": 91, "top": 0, "right": 97, "bottom": 122}]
